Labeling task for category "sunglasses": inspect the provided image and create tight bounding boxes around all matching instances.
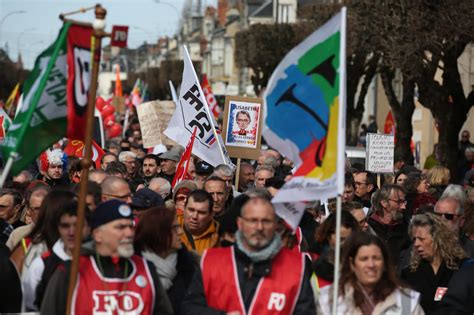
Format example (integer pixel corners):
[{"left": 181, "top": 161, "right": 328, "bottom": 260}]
[
  {"left": 176, "top": 196, "right": 187, "bottom": 202},
  {"left": 434, "top": 212, "right": 459, "bottom": 221}
]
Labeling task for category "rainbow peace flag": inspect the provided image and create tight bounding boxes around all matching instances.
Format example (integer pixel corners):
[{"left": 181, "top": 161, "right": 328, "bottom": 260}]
[{"left": 263, "top": 8, "right": 347, "bottom": 203}]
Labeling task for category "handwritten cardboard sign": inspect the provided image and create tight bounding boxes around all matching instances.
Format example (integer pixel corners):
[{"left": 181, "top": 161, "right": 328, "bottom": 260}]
[
  {"left": 136, "top": 100, "right": 177, "bottom": 148},
  {"left": 365, "top": 133, "right": 394, "bottom": 173}
]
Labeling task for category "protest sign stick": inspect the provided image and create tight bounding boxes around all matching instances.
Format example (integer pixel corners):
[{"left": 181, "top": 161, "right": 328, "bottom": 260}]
[
  {"left": 332, "top": 195, "right": 342, "bottom": 315},
  {"left": 122, "top": 107, "right": 130, "bottom": 138},
  {"left": 0, "top": 155, "right": 16, "bottom": 188},
  {"left": 234, "top": 158, "right": 241, "bottom": 190},
  {"left": 63, "top": 5, "right": 109, "bottom": 315}
]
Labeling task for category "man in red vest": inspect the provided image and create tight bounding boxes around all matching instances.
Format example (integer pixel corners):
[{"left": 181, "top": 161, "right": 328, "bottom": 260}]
[
  {"left": 182, "top": 196, "right": 315, "bottom": 314},
  {"left": 40, "top": 199, "right": 173, "bottom": 314}
]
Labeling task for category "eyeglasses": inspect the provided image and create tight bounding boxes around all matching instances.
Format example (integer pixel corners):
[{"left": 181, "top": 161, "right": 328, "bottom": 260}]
[
  {"left": 237, "top": 118, "right": 250, "bottom": 123},
  {"left": 104, "top": 192, "right": 133, "bottom": 200},
  {"left": 176, "top": 196, "right": 187, "bottom": 202},
  {"left": 357, "top": 218, "right": 368, "bottom": 226},
  {"left": 28, "top": 206, "right": 41, "bottom": 212},
  {"left": 388, "top": 198, "right": 407, "bottom": 205},
  {"left": 355, "top": 182, "right": 367, "bottom": 186},
  {"left": 240, "top": 216, "right": 274, "bottom": 227},
  {"left": 434, "top": 212, "right": 459, "bottom": 221}
]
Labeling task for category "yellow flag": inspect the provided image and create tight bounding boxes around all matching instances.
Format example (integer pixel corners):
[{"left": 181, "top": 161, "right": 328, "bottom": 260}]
[{"left": 5, "top": 83, "right": 20, "bottom": 111}]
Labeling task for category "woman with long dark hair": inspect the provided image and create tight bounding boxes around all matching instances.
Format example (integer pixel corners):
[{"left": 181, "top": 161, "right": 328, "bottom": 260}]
[
  {"left": 134, "top": 206, "right": 198, "bottom": 314},
  {"left": 311, "top": 211, "right": 360, "bottom": 290},
  {"left": 318, "top": 232, "right": 424, "bottom": 314},
  {"left": 10, "top": 190, "right": 77, "bottom": 275}
]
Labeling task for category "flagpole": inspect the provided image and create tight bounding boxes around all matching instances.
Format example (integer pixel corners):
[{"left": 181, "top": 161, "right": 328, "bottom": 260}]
[
  {"left": 332, "top": 7, "right": 347, "bottom": 315},
  {"left": 63, "top": 5, "right": 109, "bottom": 315},
  {"left": 122, "top": 107, "right": 130, "bottom": 138},
  {"left": 332, "top": 195, "right": 342, "bottom": 314},
  {"left": 182, "top": 46, "right": 228, "bottom": 166},
  {"left": 169, "top": 80, "right": 178, "bottom": 103},
  {"left": 0, "top": 154, "right": 16, "bottom": 188}
]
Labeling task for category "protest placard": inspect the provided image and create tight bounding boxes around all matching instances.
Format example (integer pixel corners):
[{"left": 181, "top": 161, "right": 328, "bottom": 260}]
[
  {"left": 222, "top": 96, "right": 263, "bottom": 159},
  {"left": 365, "top": 133, "right": 394, "bottom": 173},
  {"left": 153, "top": 101, "right": 177, "bottom": 146},
  {"left": 136, "top": 100, "right": 177, "bottom": 148},
  {"left": 112, "top": 96, "right": 126, "bottom": 114}
]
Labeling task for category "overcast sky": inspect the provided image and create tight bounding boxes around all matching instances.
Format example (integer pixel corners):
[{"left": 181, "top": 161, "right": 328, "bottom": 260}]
[{"left": 0, "top": 0, "right": 216, "bottom": 69}]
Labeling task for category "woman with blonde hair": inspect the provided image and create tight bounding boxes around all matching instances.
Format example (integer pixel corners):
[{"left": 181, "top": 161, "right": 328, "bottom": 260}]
[
  {"left": 318, "top": 232, "right": 423, "bottom": 314},
  {"left": 426, "top": 166, "right": 450, "bottom": 199},
  {"left": 401, "top": 213, "right": 467, "bottom": 314}
]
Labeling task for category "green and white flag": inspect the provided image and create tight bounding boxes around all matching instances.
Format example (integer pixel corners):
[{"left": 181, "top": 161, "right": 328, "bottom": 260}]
[{"left": 2, "top": 22, "right": 71, "bottom": 176}]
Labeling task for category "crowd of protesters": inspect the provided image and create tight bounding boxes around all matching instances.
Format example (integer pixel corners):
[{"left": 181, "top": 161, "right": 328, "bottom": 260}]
[{"left": 0, "top": 116, "right": 473, "bottom": 314}]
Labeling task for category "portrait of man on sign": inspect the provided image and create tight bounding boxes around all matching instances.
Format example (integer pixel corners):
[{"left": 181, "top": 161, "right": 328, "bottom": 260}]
[
  {"left": 225, "top": 100, "right": 261, "bottom": 149},
  {"left": 236, "top": 110, "right": 251, "bottom": 135}
]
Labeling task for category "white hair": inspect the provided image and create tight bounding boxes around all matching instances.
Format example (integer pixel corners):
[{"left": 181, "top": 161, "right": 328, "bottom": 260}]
[
  {"left": 440, "top": 184, "right": 467, "bottom": 205},
  {"left": 118, "top": 151, "right": 137, "bottom": 162},
  {"left": 149, "top": 177, "right": 171, "bottom": 198},
  {"left": 213, "top": 164, "right": 234, "bottom": 177}
]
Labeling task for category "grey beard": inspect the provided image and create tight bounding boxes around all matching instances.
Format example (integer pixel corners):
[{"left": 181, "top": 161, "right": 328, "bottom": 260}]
[
  {"left": 392, "top": 210, "right": 404, "bottom": 222},
  {"left": 118, "top": 242, "right": 134, "bottom": 258},
  {"left": 235, "top": 230, "right": 282, "bottom": 263}
]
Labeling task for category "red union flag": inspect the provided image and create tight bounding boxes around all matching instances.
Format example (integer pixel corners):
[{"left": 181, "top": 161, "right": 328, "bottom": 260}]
[
  {"left": 66, "top": 24, "right": 97, "bottom": 140},
  {"left": 64, "top": 139, "right": 105, "bottom": 169},
  {"left": 201, "top": 74, "right": 221, "bottom": 120},
  {"left": 111, "top": 25, "right": 129, "bottom": 48},
  {"left": 172, "top": 127, "right": 197, "bottom": 189}
]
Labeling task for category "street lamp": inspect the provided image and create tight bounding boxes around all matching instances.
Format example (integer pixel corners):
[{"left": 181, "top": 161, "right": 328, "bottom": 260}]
[
  {"left": 0, "top": 10, "right": 26, "bottom": 26},
  {"left": 17, "top": 27, "right": 37, "bottom": 55},
  {"left": 153, "top": 0, "right": 181, "bottom": 34},
  {"left": 0, "top": 10, "right": 26, "bottom": 47},
  {"left": 130, "top": 25, "right": 154, "bottom": 72}
]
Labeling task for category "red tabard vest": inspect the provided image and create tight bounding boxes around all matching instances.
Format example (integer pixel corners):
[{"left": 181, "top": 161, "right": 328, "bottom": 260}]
[
  {"left": 71, "top": 255, "right": 155, "bottom": 315},
  {"left": 201, "top": 246, "right": 305, "bottom": 315}
]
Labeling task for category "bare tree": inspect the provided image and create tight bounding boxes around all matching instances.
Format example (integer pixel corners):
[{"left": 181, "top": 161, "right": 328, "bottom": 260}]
[{"left": 376, "top": 0, "right": 474, "bottom": 180}]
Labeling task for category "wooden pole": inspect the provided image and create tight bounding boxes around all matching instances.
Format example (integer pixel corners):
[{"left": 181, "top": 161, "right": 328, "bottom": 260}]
[
  {"left": 332, "top": 195, "right": 342, "bottom": 315},
  {"left": 59, "top": 5, "right": 95, "bottom": 19},
  {"left": 0, "top": 154, "right": 16, "bottom": 188},
  {"left": 65, "top": 5, "right": 108, "bottom": 314},
  {"left": 234, "top": 158, "right": 241, "bottom": 191}
]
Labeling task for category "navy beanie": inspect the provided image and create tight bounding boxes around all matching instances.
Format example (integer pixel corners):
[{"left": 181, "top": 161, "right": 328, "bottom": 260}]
[{"left": 91, "top": 199, "right": 133, "bottom": 230}]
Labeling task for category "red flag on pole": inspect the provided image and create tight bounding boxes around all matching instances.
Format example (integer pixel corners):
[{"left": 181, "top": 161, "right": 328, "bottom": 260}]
[
  {"left": 201, "top": 74, "right": 221, "bottom": 120},
  {"left": 66, "top": 24, "right": 98, "bottom": 140},
  {"left": 384, "top": 111, "right": 395, "bottom": 135},
  {"left": 64, "top": 139, "right": 105, "bottom": 169},
  {"left": 115, "top": 64, "right": 123, "bottom": 97},
  {"left": 172, "top": 128, "right": 197, "bottom": 189}
]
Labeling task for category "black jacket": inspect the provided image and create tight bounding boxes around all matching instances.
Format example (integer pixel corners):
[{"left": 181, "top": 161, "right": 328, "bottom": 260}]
[
  {"left": 40, "top": 247, "right": 173, "bottom": 315},
  {"left": 401, "top": 260, "right": 464, "bottom": 315},
  {"left": 368, "top": 215, "right": 411, "bottom": 265},
  {"left": 180, "top": 246, "right": 315, "bottom": 314},
  {"left": 167, "top": 247, "right": 199, "bottom": 314},
  {"left": 434, "top": 261, "right": 474, "bottom": 315},
  {"left": 0, "top": 243, "right": 22, "bottom": 312}
]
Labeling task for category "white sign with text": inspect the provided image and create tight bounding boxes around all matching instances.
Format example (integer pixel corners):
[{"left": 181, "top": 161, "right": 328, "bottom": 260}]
[{"left": 366, "top": 133, "right": 394, "bottom": 173}]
